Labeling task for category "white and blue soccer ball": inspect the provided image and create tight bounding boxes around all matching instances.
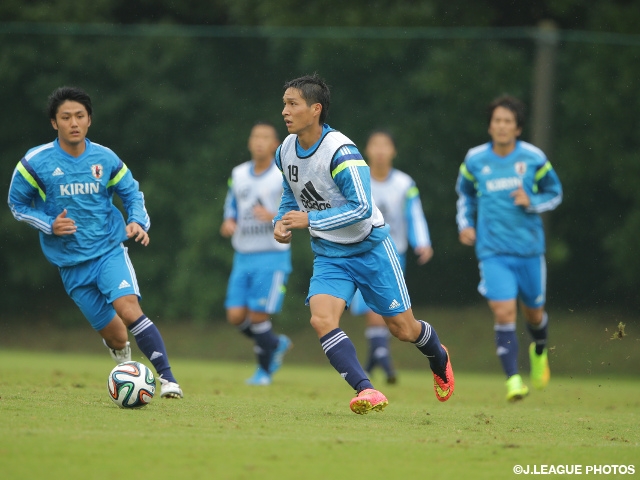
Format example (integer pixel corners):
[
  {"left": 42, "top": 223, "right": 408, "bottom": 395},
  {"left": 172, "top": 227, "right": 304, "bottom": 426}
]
[{"left": 107, "top": 361, "right": 155, "bottom": 408}]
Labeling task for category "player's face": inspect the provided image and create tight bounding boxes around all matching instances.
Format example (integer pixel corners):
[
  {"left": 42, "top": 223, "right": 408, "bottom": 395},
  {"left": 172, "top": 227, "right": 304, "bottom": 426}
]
[
  {"left": 248, "top": 125, "right": 279, "bottom": 162},
  {"left": 488, "top": 106, "right": 521, "bottom": 147},
  {"left": 51, "top": 100, "right": 91, "bottom": 147},
  {"left": 365, "top": 133, "right": 396, "bottom": 170},
  {"left": 282, "top": 88, "right": 321, "bottom": 135}
]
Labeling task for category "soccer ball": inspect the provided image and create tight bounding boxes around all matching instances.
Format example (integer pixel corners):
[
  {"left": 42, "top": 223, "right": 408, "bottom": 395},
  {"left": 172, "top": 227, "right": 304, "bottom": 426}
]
[{"left": 107, "top": 361, "right": 155, "bottom": 408}]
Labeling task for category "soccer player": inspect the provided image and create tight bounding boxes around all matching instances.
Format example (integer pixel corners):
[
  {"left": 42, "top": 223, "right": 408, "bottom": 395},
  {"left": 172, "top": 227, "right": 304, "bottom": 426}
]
[
  {"left": 274, "top": 74, "right": 454, "bottom": 414},
  {"left": 455, "top": 95, "right": 563, "bottom": 401},
  {"left": 7, "top": 86, "right": 182, "bottom": 399},
  {"left": 220, "top": 122, "right": 292, "bottom": 386},
  {"left": 350, "top": 130, "right": 433, "bottom": 384}
]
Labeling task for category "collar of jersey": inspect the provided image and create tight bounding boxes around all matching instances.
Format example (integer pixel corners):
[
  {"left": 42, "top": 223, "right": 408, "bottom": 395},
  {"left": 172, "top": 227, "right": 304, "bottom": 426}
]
[
  {"left": 54, "top": 138, "right": 92, "bottom": 161},
  {"left": 250, "top": 158, "right": 276, "bottom": 177},
  {"left": 295, "top": 124, "right": 334, "bottom": 158},
  {"left": 488, "top": 140, "right": 521, "bottom": 161}
]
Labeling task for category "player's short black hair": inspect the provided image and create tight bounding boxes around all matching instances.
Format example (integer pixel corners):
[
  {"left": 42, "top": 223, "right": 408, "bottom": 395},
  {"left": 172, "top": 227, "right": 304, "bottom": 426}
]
[
  {"left": 487, "top": 95, "right": 525, "bottom": 128},
  {"left": 283, "top": 73, "right": 330, "bottom": 124},
  {"left": 367, "top": 129, "right": 397, "bottom": 149},
  {"left": 252, "top": 121, "right": 279, "bottom": 140},
  {"left": 48, "top": 86, "right": 92, "bottom": 119}
]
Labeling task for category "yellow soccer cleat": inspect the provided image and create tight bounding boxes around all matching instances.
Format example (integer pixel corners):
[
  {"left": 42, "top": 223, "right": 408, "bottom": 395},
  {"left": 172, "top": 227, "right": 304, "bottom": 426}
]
[
  {"left": 529, "top": 342, "right": 550, "bottom": 390},
  {"left": 505, "top": 374, "right": 529, "bottom": 402}
]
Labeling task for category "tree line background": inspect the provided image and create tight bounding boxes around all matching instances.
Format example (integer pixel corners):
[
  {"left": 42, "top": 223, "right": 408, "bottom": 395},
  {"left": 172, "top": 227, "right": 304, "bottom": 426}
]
[{"left": 1, "top": 0, "right": 639, "bottom": 328}]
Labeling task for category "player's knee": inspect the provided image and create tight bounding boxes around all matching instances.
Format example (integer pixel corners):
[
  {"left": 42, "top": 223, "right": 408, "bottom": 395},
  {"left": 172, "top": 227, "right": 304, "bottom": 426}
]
[{"left": 309, "top": 314, "right": 336, "bottom": 335}]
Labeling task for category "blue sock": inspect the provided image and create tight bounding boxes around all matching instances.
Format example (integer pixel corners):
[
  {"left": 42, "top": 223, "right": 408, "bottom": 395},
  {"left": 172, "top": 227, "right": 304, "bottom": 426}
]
[
  {"left": 320, "top": 328, "right": 373, "bottom": 393},
  {"left": 250, "top": 320, "right": 279, "bottom": 372},
  {"left": 413, "top": 320, "right": 448, "bottom": 380},
  {"left": 495, "top": 323, "right": 519, "bottom": 378},
  {"left": 365, "top": 326, "right": 395, "bottom": 378},
  {"left": 128, "top": 315, "right": 177, "bottom": 383},
  {"left": 237, "top": 317, "right": 254, "bottom": 339},
  {"left": 527, "top": 312, "right": 548, "bottom": 355}
]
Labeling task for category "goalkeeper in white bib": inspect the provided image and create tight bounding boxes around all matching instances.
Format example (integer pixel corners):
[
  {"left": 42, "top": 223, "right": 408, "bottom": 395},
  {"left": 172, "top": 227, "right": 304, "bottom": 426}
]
[{"left": 273, "top": 74, "right": 454, "bottom": 413}]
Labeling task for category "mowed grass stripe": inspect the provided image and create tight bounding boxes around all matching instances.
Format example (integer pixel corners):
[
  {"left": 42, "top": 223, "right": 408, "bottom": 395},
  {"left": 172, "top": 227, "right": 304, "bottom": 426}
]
[{"left": 0, "top": 350, "right": 638, "bottom": 480}]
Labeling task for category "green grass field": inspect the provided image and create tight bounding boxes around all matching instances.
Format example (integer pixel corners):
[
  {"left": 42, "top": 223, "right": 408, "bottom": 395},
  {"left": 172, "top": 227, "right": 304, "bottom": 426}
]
[{"left": 1, "top": 349, "right": 638, "bottom": 480}]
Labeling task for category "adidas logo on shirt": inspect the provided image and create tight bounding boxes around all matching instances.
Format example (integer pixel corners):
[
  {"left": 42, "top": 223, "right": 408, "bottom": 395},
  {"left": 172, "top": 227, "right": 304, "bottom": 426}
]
[
  {"left": 118, "top": 280, "right": 131, "bottom": 289},
  {"left": 389, "top": 299, "right": 400, "bottom": 309},
  {"left": 300, "top": 181, "right": 331, "bottom": 211},
  {"left": 52, "top": 167, "right": 64, "bottom": 176}
]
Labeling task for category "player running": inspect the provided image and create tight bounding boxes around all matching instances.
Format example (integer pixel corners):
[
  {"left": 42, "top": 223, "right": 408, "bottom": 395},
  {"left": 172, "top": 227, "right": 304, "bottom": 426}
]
[
  {"left": 456, "top": 95, "right": 562, "bottom": 401},
  {"left": 350, "top": 130, "right": 433, "bottom": 384},
  {"left": 220, "top": 122, "right": 292, "bottom": 386},
  {"left": 274, "top": 74, "right": 454, "bottom": 414},
  {"left": 8, "top": 86, "right": 182, "bottom": 399}
]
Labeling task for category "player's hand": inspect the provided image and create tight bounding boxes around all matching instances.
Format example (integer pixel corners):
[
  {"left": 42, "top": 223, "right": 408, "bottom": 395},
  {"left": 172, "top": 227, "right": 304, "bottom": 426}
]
[
  {"left": 52, "top": 209, "right": 77, "bottom": 236},
  {"left": 414, "top": 245, "right": 434, "bottom": 265},
  {"left": 511, "top": 187, "right": 530, "bottom": 208},
  {"left": 126, "top": 222, "right": 149, "bottom": 246},
  {"left": 220, "top": 218, "right": 236, "bottom": 237},
  {"left": 253, "top": 204, "right": 275, "bottom": 222},
  {"left": 274, "top": 220, "right": 292, "bottom": 244},
  {"left": 281, "top": 210, "right": 309, "bottom": 229},
  {"left": 459, "top": 227, "right": 476, "bottom": 246}
]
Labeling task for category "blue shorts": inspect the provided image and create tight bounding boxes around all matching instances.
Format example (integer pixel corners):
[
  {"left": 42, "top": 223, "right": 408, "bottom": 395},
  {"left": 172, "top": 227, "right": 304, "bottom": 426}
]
[
  {"left": 308, "top": 236, "right": 410, "bottom": 317},
  {"left": 224, "top": 251, "right": 291, "bottom": 314},
  {"left": 59, "top": 244, "right": 140, "bottom": 331},
  {"left": 350, "top": 253, "right": 407, "bottom": 316},
  {"left": 478, "top": 254, "right": 546, "bottom": 308}
]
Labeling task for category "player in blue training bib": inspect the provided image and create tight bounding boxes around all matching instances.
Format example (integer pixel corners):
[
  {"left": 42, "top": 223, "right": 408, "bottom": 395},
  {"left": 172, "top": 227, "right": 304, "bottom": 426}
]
[
  {"left": 220, "top": 122, "right": 292, "bottom": 386},
  {"left": 8, "top": 86, "right": 182, "bottom": 399},
  {"left": 455, "top": 94, "right": 563, "bottom": 402},
  {"left": 273, "top": 74, "right": 454, "bottom": 413},
  {"left": 349, "top": 130, "right": 434, "bottom": 385}
]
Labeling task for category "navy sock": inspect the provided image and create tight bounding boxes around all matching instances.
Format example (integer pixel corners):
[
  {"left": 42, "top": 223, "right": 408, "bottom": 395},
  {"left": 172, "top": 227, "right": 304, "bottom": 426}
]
[
  {"left": 495, "top": 324, "right": 519, "bottom": 378},
  {"left": 250, "top": 320, "right": 279, "bottom": 372},
  {"left": 320, "top": 328, "right": 373, "bottom": 393},
  {"left": 365, "top": 326, "right": 395, "bottom": 378},
  {"left": 237, "top": 317, "right": 254, "bottom": 339},
  {"left": 413, "top": 320, "right": 448, "bottom": 381},
  {"left": 527, "top": 312, "right": 549, "bottom": 355},
  {"left": 128, "top": 315, "right": 176, "bottom": 383}
]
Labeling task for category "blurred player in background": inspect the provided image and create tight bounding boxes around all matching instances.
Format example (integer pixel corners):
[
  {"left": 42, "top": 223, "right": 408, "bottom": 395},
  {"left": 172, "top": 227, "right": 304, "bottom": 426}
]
[
  {"left": 220, "top": 122, "right": 292, "bottom": 386},
  {"left": 274, "top": 74, "right": 454, "bottom": 414},
  {"left": 8, "top": 86, "right": 182, "bottom": 399},
  {"left": 350, "top": 130, "right": 433, "bottom": 384},
  {"left": 456, "top": 95, "right": 562, "bottom": 401}
]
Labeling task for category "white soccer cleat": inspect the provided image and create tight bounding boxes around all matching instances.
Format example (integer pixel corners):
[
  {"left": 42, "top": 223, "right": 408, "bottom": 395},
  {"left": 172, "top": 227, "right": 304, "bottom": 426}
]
[
  {"left": 159, "top": 376, "right": 183, "bottom": 399},
  {"left": 103, "top": 339, "right": 131, "bottom": 363}
]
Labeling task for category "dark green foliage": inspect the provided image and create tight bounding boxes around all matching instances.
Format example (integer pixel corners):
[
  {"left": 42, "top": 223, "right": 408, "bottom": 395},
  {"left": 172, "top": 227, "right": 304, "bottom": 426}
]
[{"left": 2, "top": 1, "right": 639, "bottom": 324}]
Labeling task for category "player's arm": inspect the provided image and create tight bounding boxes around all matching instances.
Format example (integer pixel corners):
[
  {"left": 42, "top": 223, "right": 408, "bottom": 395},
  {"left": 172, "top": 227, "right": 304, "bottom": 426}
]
[
  {"left": 405, "top": 184, "right": 433, "bottom": 264},
  {"left": 110, "top": 161, "right": 150, "bottom": 245},
  {"left": 526, "top": 161, "right": 563, "bottom": 213},
  {"left": 273, "top": 146, "right": 297, "bottom": 243},
  {"left": 307, "top": 145, "right": 372, "bottom": 232},
  {"left": 8, "top": 162, "right": 55, "bottom": 235},
  {"left": 455, "top": 161, "right": 478, "bottom": 246},
  {"left": 220, "top": 177, "right": 237, "bottom": 237}
]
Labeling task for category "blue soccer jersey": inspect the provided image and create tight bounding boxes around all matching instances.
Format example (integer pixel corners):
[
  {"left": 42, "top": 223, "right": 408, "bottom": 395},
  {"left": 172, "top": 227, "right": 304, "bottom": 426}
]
[
  {"left": 8, "top": 138, "right": 150, "bottom": 267},
  {"left": 455, "top": 140, "right": 562, "bottom": 260}
]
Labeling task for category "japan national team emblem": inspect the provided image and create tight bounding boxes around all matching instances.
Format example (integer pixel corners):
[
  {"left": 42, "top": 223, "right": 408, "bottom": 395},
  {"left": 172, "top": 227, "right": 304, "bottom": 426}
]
[
  {"left": 91, "top": 164, "right": 103, "bottom": 179},
  {"left": 514, "top": 161, "right": 527, "bottom": 176}
]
